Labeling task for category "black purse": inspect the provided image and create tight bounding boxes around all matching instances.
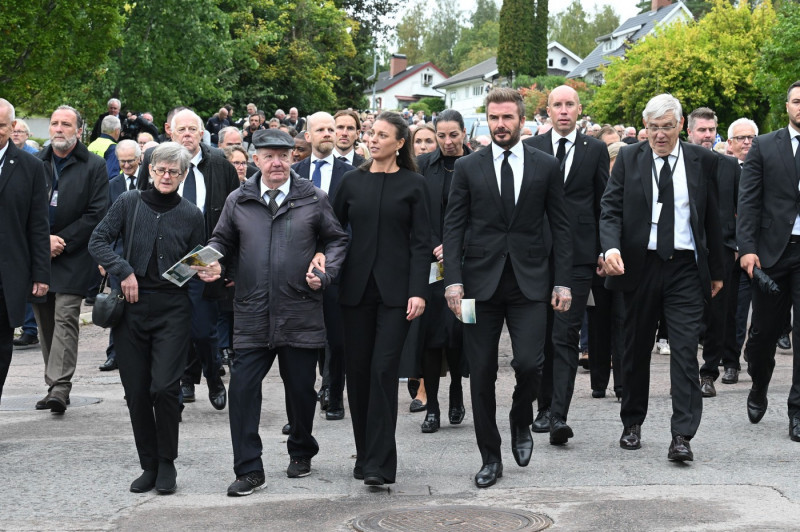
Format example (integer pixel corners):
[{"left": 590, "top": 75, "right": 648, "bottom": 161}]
[{"left": 92, "top": 192, "right": 141, "bottom": 328}]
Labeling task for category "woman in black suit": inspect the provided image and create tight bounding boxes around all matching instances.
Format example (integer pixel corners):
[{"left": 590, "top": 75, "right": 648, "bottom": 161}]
[{"left": 333, "top": 111, "right": 431, "bottom": 486}]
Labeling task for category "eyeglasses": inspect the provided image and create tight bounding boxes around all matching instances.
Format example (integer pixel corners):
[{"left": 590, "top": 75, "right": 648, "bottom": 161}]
[
  {"left": 731, "top": 135, "right": 755, "bottom": 143},
  {"left": 230, "top": 161, "right": 247, "bottom": 167},
  {"left": 646, "top": 124, "right": 678, "bottom": 133},
  {"left": 12, "top": 130, "right": 28, "bottom": 135},
  {"left": 152, "top": 167, "right": 182, "bottom": 177}
]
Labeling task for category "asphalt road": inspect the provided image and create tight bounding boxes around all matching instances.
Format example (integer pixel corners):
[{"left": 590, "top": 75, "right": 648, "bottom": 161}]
[{"left": 2, "top": 317, "right": 799, "bottom": 531}]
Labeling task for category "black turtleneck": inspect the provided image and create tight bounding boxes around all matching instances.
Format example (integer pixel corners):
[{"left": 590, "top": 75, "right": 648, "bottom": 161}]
[
  {"left": 141, "top": 187, "right": 181, "bottom": 213},
  {"left": 138, "top": 187, "right": 184, "bottom": 291}
]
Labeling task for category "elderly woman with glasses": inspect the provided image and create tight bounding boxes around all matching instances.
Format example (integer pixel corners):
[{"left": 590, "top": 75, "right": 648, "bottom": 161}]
[{"left": 89, "top": 142, "right": 217, "bottom": 495}]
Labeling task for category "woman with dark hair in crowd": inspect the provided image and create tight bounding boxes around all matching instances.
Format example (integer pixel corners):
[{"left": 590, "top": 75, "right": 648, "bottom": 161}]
[
  {"left": 413, "top": 109, "right": 472, "bottom": 433},
  {"left": 333, "top": 111, "right": 431, "bottom": 486},
  {"left": 89, "top": 142, "right": 215, "bottom": 495}
]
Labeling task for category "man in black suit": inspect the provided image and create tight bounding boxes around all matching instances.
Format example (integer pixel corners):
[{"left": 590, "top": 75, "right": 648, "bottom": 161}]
[
  {"left": 738, "top": 80, "right": 800, "bottom": 441},
  {"left": 686, "top": 108, "right": 742, "bottom": 396},
  {"left": 523, "top": 85, "right": 609, "bottom": 444},
  {"left": 601, "top": 93, "right": 724, "bottom": 461},
  {"left": 292, "top": 112, "right": 354, "bottom": 421},
  {"left": 0, "top": 99, "right": 51, "bottom": 404},
  {"left": 333, "top": 110, "right": 366, "bottom": 167},
  {"left": 443, "top": 88, "right": 573, "bottom": 488},
  {"left": 36, "top": 105, "right": 109, "bottom": 412}
]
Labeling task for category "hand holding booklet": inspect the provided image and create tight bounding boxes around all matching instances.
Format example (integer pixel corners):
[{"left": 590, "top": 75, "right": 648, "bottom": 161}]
[{"left": 162, "top": 245, "right": 224, "bottom": 287}]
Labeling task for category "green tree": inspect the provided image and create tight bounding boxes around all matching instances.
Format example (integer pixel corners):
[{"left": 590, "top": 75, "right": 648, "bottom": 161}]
[
  {"left": 549, "top": 2, "right": 619, "bottom": 59},
  {"left": 0, "top": 1, "right": 124, "bottom": 114},
  {"left": 422, "top": 0, "right": 464, "bottom": 74},
  {"left": 636, "top": 0, "right": 729, "bottom": 19},
  {"left": 396, "top": 2, "right": 428, "bottom": 66},
  {"left": 497, "top": 0, "right": 534, "bottom": 78},
  {"left": 756, "top": 0, "right": 800, "bottom": 131},
  {"left": 530, "top": 0, "right": 549, "bottom": 77},
  {"left": 452, "top": 0, "right": 500, "bottom": 72},
  {"left": 588, "top": 0, "right": 775, "bottom": 132}
]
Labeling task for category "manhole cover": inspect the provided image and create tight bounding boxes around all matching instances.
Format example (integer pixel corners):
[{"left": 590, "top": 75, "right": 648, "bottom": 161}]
[
  {"left": 0, "top": 395, "right": 102, "bottom": 411},
  {"left": 353, "top": 505, "right": 552, "bottom": 531}
]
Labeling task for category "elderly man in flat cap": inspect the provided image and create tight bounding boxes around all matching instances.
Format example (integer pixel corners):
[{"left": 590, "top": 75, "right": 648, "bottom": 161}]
[{"left": 205, "top": 129, "right": 349, "bottom": 496}]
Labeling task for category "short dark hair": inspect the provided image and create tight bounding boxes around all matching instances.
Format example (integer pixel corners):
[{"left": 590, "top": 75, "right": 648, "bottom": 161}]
[
  {"left": 435, "top": 109, "right": 464, "bottom": 131},
  {"left": 687, "top": 107, "right": 717, "bottom": 131},
  {"left": 334, "top": 109, "right": 361, "bottom": 130},
  {"left": 484, "top": 88, "right": 525, "bottom": 119},
  {"left": 787, "top": 80, "right": 800, "bottom": 101}
]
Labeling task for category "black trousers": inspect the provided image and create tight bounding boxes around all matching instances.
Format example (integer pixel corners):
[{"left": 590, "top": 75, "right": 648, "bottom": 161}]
[
  {"left": 620, "top": 251, "right": 704, "bottom": 438},
  {"left": 550, "top": 264, "right": 594, "bottom": 422},
  {"left": 342, "top": 276, "right": 409, "bottom": 483},
  {"left": 587, "top": 282, "right": 624, "bottom": 395},
  {"left": 746, "top": 241, "right": 800, "bottom": 419},
  {"left": 321, "top": 284, "right": 346, "bottom": 408},
  {"left": 464, "top": 260, "right": 545, "bottom": 465},
  {"left": 182, "top": 278, "right": 222, "bottom": 387},
  {"left": 701, "top": 249, "right": 740, "bottom": 377},
  {"left": 422, "top": 346, "right": 463, "bottom": 416},
  {"left": 0, "top": 290, "right": 13, "bottom": 403},
  {"left": 115, "top": 291, "right": 192, "bottom": 471},
  {"left": 229, "top": 344, "right": 319, "bottom": 476}
]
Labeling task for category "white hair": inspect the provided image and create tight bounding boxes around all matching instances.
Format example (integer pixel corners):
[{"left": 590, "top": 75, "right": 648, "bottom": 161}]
[
  {"left": 727, "top": 118, "right": 758, "bottom": 139},
  {"left": 115, "top": 139, "right": 141, "bottom": 158},
  {"left": 170, "top": 109, "right": 204, "bottom": 132},
  {"left": 642, "top": 94, "right": 683, "bottom": 124},
  {"left": 108, "top": 98, "right": 121, "bottom": 107},
  {"left": 101, "top": 115, "right": 121, "bottom": 135},
  {"left": 0, "top": 98, "right": 15, "bottom": 122}
]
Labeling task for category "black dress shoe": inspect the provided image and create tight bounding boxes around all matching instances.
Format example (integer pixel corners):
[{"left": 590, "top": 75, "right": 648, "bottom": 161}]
[
  {"left": 409, "top": 398, "right": 426, "bottom": 412},
  {"left": 282, "top": 423, "right": 291, "bottom": 435},
  {"left": 99, "top": 357, "right": 118, "bottom": 371},
  {"left": 510, "top": 422, "right": 533, "bottom": 467},
  {"left": 474, "top": 462, "right": 503, "bottom": 488},
  {"left": 326, "top": 405, "right": 345, "bottom": 420},
  {"left": 319, "top": 386, "right": 330, "bottom": 411},
  {"left": 700, "top": 376, "right": 716, "bottom": 398},
  {"left": 155, "top": 460, "right": 177, "bottom": 494},
  {"left": 667, "top": 435, "right": 693, "bottom": 461},
  {"left": 531, "top": 408, "right": 551, "bottom": 433},
  {"left": 777, "top": 333, "right": 791, "bottom": 350},
  {"left": 364, "top": 475, "right": 385, "bottom": 486},
  {"left": 421, "top": 412, "right": 440, "bottom": 433},
  {"left": 549, "top": 416, "right": 574, "bottom": 445},
  {"left": 209, "top": 382, "right": 227, "bottom": 410},
  {"left": 747, "top": 389, "right": 768, "bottom": 424},
  {"left": 47, "top": 396, "right": 67, "bottom": 413},
  {"left": 721, "top": 368, "right": 739, "bottom": 384},
  {"left": 592, "top": 389, "right": 606, "bottom": 399},
  {"left": 353, "top": 465, "right": 364, "bottom": 480},
  {"left": 448, "top": 404, "right": 466, "bottom": 425},
  {"left": 181, "top": 383, "right": 195, "bottom": 403},
  {"left": 619, "top": 425, "right": 641, "bottom": 450},
  {"left": 35, "top": 395, "right": 50, "bottom": 410},
  {"left": 790, "top": 417, "right": 800, "bottom": 442},
  {"left": 13, "top": 333, "right": 39, "bottom": 347},
  {"left": 130, "top": 470, "right": 157, "bottom": 493}
]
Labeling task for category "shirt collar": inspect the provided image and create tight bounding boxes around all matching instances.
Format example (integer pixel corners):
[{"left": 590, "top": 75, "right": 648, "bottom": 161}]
[
  {"left": 0, "top": 141, "right": 9, "bottom": 163},
  {"left": 310, "top": 153, "right": 335, "bottom": 165},
  {"left": 190, "top": 150, "right": 202, "bottom": 167},
  {"left": 652, "top": 141, "right": 681, "bottom": 161},
  {"left": 553, "top": 129, "right": 577, "bottom": 146},
  {"left": 491, "top": 140, "right": 524, "bottom": 161},
  {"left": 789, "top": 124, "right": 800, "bottom": 140},
  {"left": 260, "top": 174, "right": 292, "bottom": 198}
]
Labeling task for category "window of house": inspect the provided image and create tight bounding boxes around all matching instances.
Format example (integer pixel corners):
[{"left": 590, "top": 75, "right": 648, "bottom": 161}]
[
  {"left": 422, "top": 73, "right": 433, "bottom": 86},
  {"left": 548, "top": 59, "right": 553, "bottom": 67},
  {"left": 472, "top": 85, "right": 483, "bottom": 96}
]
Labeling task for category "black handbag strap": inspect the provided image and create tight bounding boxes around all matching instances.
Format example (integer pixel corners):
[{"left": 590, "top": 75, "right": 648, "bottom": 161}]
[{"left": 124, "top": 191, "right": 142, "bottom": 264}]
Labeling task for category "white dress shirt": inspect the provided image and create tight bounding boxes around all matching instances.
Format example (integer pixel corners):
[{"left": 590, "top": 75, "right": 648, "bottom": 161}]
[
  {"left": 0, "top": 142, "right": 8, "bottom": 177},
  {"left": 178, "top": 151, "right": 207, "bottom": 213},
  {"left": 551, "top": 129, "right": 577, "bottom": 181},
  {"left": 647, "top": 143, "right": 695, "bottom": 252},
  {"left": 309, "top": 153, "right": 335, "bottom": 194},
  {"left": 260, "top": 175, "right": 292, "bottom": 207},
  {"left": 491, "top": 141, "right": 525, "bottom": 202},
  {"left": 334, "top": 148, "right": 355, "bottom": 165}
]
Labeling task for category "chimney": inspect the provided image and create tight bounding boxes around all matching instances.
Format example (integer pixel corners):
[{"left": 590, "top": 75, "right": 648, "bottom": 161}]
[
  {"left": 651, "top": 0, "right": 672, "bottom": 11},
  {"left": 390, "top": 53, "right": 408, "bottom": 78}
]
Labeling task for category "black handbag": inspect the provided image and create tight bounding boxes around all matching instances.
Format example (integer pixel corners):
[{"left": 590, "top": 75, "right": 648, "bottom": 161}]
[{"left": 92, "top": 192, "right": 141, "bottom": 328}]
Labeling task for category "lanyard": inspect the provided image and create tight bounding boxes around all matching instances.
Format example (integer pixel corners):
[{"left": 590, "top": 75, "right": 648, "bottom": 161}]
[
  {"left": 650, "top": 143, "right": 681, "bottom": 202},
  {"left": 558, "top": 142, "right": 575, "bottom": 175}
]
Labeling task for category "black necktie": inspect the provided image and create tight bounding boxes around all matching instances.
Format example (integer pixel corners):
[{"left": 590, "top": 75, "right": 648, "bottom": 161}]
[
  {"left": 338, "top": 156, "right": 349, "bottom": 163},
  {"left": 265, "top": 189, "right": 279, "bottom": 215},
  {"left": 501, "top": 150, "right": 515, "bottom": 221},
  {"left": 556, "top": 137, "right": 567, "bottom": 164},
  {"left": 794, "top": 138, "right": 800, "bottom": 179},
  {"left": 184, "top": 164, "right": 197, "bottom": 205},
  {"left": 311, "top": 159, "right": 325, "bottom": 188},
  {"left": 657, "top": 155, "right": 674, "bottom": 261},
  {"left": 127, "top": 175, "right": 136, "bottom": 190}
]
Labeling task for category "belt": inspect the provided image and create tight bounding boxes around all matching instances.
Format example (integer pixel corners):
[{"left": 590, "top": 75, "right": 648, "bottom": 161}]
[{"left": 646, "top": 249, "right": 694, "bottom": 260}]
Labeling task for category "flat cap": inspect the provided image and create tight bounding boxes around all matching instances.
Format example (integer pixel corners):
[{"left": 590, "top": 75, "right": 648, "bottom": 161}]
[{"left": 252, "top": 129, "right": 294, "bottom": 149}]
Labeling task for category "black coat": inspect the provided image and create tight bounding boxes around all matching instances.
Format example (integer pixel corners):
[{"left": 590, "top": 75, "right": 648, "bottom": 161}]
[
  {"left": 714, "top": 153, "right": 740, "bottom": 252},
  {"left": 0, "top": 143, "right": 51, "bottom": 325},
  {"left": 38, "top": 141, "right": 109, "bottom": 295},
  {"left": 524, "top": 130, "right": 609, "bottom": 265},
  {"left": 600, "top": 141, "right": 724, "bottom": 301}
]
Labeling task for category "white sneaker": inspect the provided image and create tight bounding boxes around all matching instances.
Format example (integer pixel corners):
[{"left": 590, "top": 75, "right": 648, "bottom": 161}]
[{"left": 657, "top": 339, "right": 671, "bottom": 355}]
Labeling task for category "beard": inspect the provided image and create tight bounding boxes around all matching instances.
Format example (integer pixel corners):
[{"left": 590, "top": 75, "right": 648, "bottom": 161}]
[
  {"left": 490, "top": 126, "right": 521, "bottom": 148},
  {"left": 51, "top": 134, "right": 78, "bottom": 153}
]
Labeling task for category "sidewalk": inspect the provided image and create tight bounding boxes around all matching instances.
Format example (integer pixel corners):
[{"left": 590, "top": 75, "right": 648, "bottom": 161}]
[{"left": 2, "top": 322, "right": 798, "bottom": 531}]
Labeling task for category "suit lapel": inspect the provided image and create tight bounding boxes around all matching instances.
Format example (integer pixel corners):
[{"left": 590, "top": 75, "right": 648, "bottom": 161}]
[
  {"left": 682, "top": 142, "right": 700, "bottom": 228},
  {"left": 566, "top": 132, "right": 588, "bottom": 186},
  {"left": 514, "top": 145, "right": 536, "bottom": 224},
  {"left": 329, "top": 160, "right": 344, "bottom": 198},
  {"left": 638, "top": 143, "right": 654, "bottom": 210},
  {"left": 775, "top": 128, "right": 797, "bottom": 187},
  {"left": 478, "top": 148, "right": 507, "bottom": 223},
  {"left": 0, "top": 143, "right": 18, "bottom": 196}
]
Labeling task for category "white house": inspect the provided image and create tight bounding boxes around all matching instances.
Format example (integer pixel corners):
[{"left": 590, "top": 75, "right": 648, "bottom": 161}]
[
  {"left": 567, "top": 0, "right": 693, "bottom": 84},
  {"left": 433, "top": 42, "right": 583, "bottom": 115},
  {"left": 364, "top": 54, "right": 449, "bottom": 111}
]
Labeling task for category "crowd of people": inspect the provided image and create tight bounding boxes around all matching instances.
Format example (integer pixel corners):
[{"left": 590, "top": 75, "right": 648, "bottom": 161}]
[{"left": 2, "top": 79, "right": 800, "bottom": 496}]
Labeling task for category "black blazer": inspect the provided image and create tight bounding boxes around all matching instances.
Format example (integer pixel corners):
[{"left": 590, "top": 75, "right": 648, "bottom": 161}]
[
  {"left": 333, "top": 167, "right": 432, "bottom": 307},
  {"left": 0, "top": 142, "right": 51, "bottom": 325},
  {"left": 600, "top": 141, "right": 724, "bottom": 300},
  {"left": 524, "top": 130, "right": 609, "bottom": 265},
  {"left": 714, "top": 153, "right": 740, "bottom": 252},
  {"left": 292, "top": 156, "right": 354, "bottom": 200},
  {"left": 416, "top": 146, "right": 472, "bottom": 249},
  {"left": 737, "top": 127, "right": 799, "bottom": 268},
  {"left": 38, "top": 141, "right": 109, "bottom": 295},
  {"left": 442, "top": 143, "right": 573, "bottom": 302},
  {"left": 351, "top": 152, "right": 366, "bottom": 168}
]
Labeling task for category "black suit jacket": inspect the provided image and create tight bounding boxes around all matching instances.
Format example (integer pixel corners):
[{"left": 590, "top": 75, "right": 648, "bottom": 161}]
[
  {"left": 737, "top": 127, "right": 800, "bottom": 268},
  {"left": 443, "top": 143, "right": 573, "bottom": 302},
  {"left": 714, "top": 153, "right": 740, "bottom": 252},
  {"left": 0, "top": 143, "right": 51, "bottom": 325},
  {"left": 291, "top": 156, "right": 354, "bottom": 200},
  {"left": 524, "top": 130, "right": 609, "bottom": 265},
  {"left": 38, "top": 141, "right": 109, "bottom": 295},
  {"left": 600, "top": 141, "right": 724, "bottom": 300}
]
